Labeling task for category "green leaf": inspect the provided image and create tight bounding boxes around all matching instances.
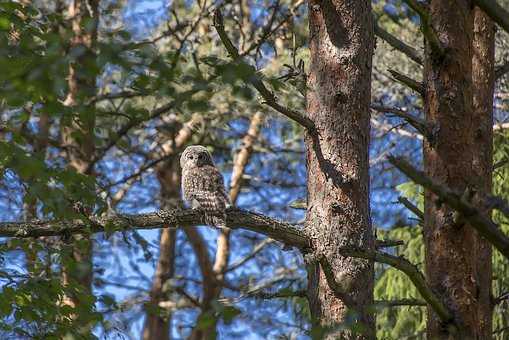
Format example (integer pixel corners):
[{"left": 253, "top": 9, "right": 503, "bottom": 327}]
[{"left": 221, "top": 306, "right": 241, "bottom": 325}]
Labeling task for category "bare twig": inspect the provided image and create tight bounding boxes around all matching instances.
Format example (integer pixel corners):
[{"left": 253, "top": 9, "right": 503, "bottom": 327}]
[
  {"left": 212, "top": 10, "right": 315, "bottom": 131},
  {"left": 375, "top": 23, "right": 423, "bottom": 65},
  {"left": 493, "top": 291, "right": 509, "bottom": 305},
  {"left": 398, "top": 196, "right": 424, "bottom": 221},
  {"left": 226, "top": 238, "right": 274, "bottom": 273},
  {"left": 388, "top": 69, "right": 425, "bottom": 96},
  {"left": 370, "top": 104, "right": 433, "bottom": 141},
  {"left": 318, "top": 245, "right": 454, "bottom": 326},
  {"left": 401, "top": 0, "right": 444, "bottom": 57}
]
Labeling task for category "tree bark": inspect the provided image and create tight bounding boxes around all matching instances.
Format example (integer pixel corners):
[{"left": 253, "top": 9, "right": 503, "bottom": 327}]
[
  {"left": 306, "top": 0, "right": 375, "bottom": 338},
  {"left": 472, "top": 6, "right": 495, "bottom": 338},
  {"left": 423, "top": 2, "right": 493, "bottom": 338},
  {"left": 60, "top": 0, "right": 99, "bottom": 331}
]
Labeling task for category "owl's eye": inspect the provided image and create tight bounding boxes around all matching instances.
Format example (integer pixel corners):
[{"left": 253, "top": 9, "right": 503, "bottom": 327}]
[{"left": 188, "top": 154, "right": 194, "bottom": 160}]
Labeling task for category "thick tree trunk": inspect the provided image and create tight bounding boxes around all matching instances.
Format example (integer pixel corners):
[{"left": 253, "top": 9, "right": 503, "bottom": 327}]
[
  {"left": 423, "top": 2, "right": 493, "bottom": 338},
  {"left": 306, "top": 0, "right": 375, "bottom": 338},
  {"left": 472, "top": 7, "right": 495, "bottom": 338}
]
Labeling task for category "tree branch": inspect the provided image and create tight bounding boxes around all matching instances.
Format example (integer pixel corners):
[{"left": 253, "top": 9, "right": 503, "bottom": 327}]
[
  {"left": 473, "top": 0, "right": 509, "bottom": 35},
  {"left": 376, "top": 239, "right": 405, "bottom": 249},
  {"left": 374, "top": 299, "right": 426, "bottom": 307},
  {"left": 495, "top": 61, "right": 509, "bottom": 80},
  {"left": 318, "top": 244, "right": 454, "bottom": 326},
  {"left": 398, "top": 196, "right": 424, "bottom": 221},
  {"left": 388, "top": 69, "right": 425, "bottom": 96},
  {"left": 226, "top": 239, "right": 274, "bottom": 273},
  {"left": 375, "top": 23, "right": 423, "bottom": 65},
  {"left": 401, "top": 0, "right": 445, "bottom": 57},
  {"left": 212, "top": 10, "right": 315, "bottom": 131},
  {"left": 338, "top": 246, "right": 455, "bottom": 327},
  {"left": 389, "top": 156, "right": 509, "bottom": 260},
  {"left": 0, "top": 208, "right": 310, "bottom": 250},
  {"left": 370, "top": 104, "right": 433, "bottom": 141}
]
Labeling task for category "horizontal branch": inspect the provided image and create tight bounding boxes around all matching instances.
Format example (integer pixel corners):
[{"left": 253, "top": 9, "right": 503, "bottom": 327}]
[
  {"left": 389, "top": 156, "right": 509, "bottom": 260},
  {"left": 374, "top": 299, "right": 426, "bottom": 308},
  {"left": 376, "top": 239, "right": 405, "bottom": 248},
  {"left": 212, "top": 10, "right": 315, "bottom": 131},
  {"left": 473, "top": 0, "right": 509, "bottom": 35},
  {"left": 375, "top": 23, "right": 423, "bottom": 65},
  {"left": 0, "top": 208, "right": 310, "bottom": 250}
]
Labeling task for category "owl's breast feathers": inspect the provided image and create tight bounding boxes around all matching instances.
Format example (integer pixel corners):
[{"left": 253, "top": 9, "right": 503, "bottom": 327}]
[{"left": 182, "top": 165, "right": 230, "bottom": 212}]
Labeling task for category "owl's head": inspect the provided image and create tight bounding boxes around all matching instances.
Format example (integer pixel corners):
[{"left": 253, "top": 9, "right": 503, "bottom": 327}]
[{"left": 180, "top": 145, "right": 214, "bottom": 169}]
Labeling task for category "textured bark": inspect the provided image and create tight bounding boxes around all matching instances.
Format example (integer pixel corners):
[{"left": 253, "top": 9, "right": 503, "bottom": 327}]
[
  {"left": 61, "top": 0, "right": 99, "bottom": 326},
  {"left": 423, "top": 2, "right": 492, "bottom": 338},
  {"left": 472, "top": 7, "right": 495, "bottom": 338},
  {"left": 306, "top": 0, "right": 374, "bottom": 338},
  {"left": 142, "top": 159, "right": 180, "bottom": 340},
  {"left": 0, "top": 208, "right": 309, "bottom": 247}
]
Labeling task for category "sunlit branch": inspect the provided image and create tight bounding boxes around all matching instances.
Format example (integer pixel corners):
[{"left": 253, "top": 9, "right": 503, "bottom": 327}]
[{"left": 0, "top": 208, "right": 310, "bottom": 250}]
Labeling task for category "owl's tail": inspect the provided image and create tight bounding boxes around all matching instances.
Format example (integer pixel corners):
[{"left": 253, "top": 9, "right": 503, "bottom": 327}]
[{"left": 204, "top": 213, "right": 227, "bottom": 229}]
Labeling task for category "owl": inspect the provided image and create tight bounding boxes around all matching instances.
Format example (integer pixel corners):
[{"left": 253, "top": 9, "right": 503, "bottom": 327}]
[{"left": 180, "top": 145, "right": 230, "bottom": 228}]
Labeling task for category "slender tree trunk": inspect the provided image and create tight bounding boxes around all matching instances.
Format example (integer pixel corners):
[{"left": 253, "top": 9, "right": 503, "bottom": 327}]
[
  {"left": 142, "top": 117, "right": 202, "bottom": 339},
  {"left": 472, "top": 6, "right": 495, "bottom": 338},
  {"left": 142, "top": 159, "right": 180, "bottom": 340},
  {"left": 187, "top": 112, "right": 263, "bottom": 340},
  {"left": 423, "top": 2, "right": 492, "bottom": 338},
  {"left": 61, "top": 0, "right": 99, "bottom": 331},
  {"left": 306, "top": 0, "right": 375, "bottom": 338}
]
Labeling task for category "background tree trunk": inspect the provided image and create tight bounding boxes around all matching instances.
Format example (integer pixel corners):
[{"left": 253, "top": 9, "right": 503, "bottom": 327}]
[
  {"left": 187, "top": 112, "right": 263, "bottom": 340},
  {"left": 61, "top": 0, "right": 99, "bottom": 331},
  {"left": 306, "top": 0, "right": 375, "bottom": 338},
  {"left": 142, "top": 158, "right": 180, "bottom": 340},
  {"left": 423, "top": 2, "right": 493, "bottom": 338}
]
